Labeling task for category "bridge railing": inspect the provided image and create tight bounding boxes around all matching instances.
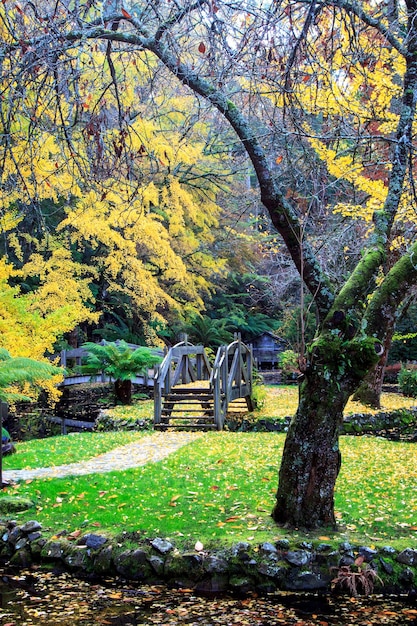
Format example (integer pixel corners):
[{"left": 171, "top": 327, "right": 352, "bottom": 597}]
[
  {"left": 153, "top": 341, "right": 212, "bottom": 425},
  {"left": 210, "top": 336, "right": 254, "bottom": 428}
]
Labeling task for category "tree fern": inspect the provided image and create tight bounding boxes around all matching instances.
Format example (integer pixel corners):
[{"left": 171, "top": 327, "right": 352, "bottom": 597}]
[
  {"left": 0, "top": 350, "right": 62, "bottom": 402},
  {"left": 82, "top": 341, "right": 162, "bottom": 404}
]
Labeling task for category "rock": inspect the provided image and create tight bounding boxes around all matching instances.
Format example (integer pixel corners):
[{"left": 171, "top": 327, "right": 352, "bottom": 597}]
[
  {"left": 258, "top": 562, "right": 286, "bottom": 580},
  {"left": 230, "top": 542, "right": 250, "bottom": 556},
  {"left": 114, "top": 549, "right": 151, "bottom": 580},
  {"left": 339, "top": 555, "right": 355, "bottom": 567},
  {"left": 359, "top": 546, "right": 378, "bottom": 562},
  {"left": 151, "top": 537, "right": 174, "bottom": 554},
  {"left": 399, "top": 567, "right": 415, "bottom": 586},
  {"left": 64, "top": 547, "right": 89, "bottom": 569},
  {"left": 397, "top": 549, "right": 417, "bottom": 567},
  {"left": 9, "top": 547, "right": 33, "bottom": 567},
  {"left": 339, "top": 541, "right": 353, "bottom": 553},
  {"left": 93, "top": 545, "right": 113, "bottom": 575},
  {"left": 14, "top": 537, "right": 28, "bottom": 550},
  {"left": 42, "top": 540, "right": 65, "bottom": 560},
  {"left": 148, "top": 555, "right": 164, "bottom": 576},
  {"left": 27, "top": 531, "right": 42, "bottom": 542},
  {"left": 285, "top": 550, "right": 311, "bottom": 567},
  {"left": 195, "top": 575, "right": 229, "bottom": 595},
  {"left": 379, "top": 557, "right": 394, "bottom": 575},
  {"left": 20, "top": 520, "right": 42, "bottom": 534},
  {"left": 0, "top": 496, "right": 35, "bottom": 513},
  {"left": 165, "top": 553, "right": 204, "bottom": 581},
  {"left": 259, "top": 542, "right": 278, "bottom": 556},
  {"left": 381, "top": 546, "right": 396, "bottom": 555},
  {"left": 276, "top": 539, "right": 290, "bottom": 550},
  {"left": 203, "top": 555, "right": 229, "bottom": 574},
  {"left": 286, "top": 571, "right": 329, "bottom": 591},
  {"left": 8, "top": 527, "right": 22, "bottom": 544},
  {"left": 257, "top": 581, "right": 278, "bottom": 593},
  {"left": 229, "top": 576, "right": 255, "bottom": 595},
  {"left": 316, "top": 543, "right": 332, "bottom": 552},
  {"left": 79, "top": 534, "right": 107, "bottom": 550}
]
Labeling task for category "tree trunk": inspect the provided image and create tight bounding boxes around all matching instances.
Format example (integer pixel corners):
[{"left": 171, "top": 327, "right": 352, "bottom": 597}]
[
  {"left": 352, "top": 325, "right": 395, "bottom": 408},
  {"left": 114, "top": 379, "right": 132, "bottom": 404},
  {"left": 272, "top": 378, "right": 349, "bottom": 528},
  {"left": 272, "top": 332, "right": 380, "bottom": 528}
]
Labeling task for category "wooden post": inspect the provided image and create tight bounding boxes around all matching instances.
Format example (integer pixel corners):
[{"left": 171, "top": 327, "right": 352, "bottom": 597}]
[{"left": 154, "top": 365, "right": 162, "bottom": 425}]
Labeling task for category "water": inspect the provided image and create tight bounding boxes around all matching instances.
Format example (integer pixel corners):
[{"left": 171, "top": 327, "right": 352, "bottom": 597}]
[{"left": 1, "top": 568, "right": 417, "bottom": 625}]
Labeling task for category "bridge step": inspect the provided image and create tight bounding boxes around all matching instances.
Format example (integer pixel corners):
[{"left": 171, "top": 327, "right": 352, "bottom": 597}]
[
  {"left": 159, "top": 385, "right": 216, "bottom": 430},
  {"left": 155, "top": 423, "right": 217, "bottom": 430},
  {"left": 154, "top": 339, "right": 253, "bottom": 431}
]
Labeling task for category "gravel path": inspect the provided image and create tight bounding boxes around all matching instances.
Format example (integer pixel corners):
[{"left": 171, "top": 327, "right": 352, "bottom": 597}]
[{"left": 3, "top": 431, "right": 203, "bottom": 482}]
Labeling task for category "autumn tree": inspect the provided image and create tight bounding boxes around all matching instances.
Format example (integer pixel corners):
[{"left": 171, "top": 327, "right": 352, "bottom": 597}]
[
  {"left": 0, "top": 15, "right": 231, "bottom": 345},
  {"left": 2, "top": 0, "right": 417, "bottom": 528},
  {"left": 0, "top": 246, "right": 98, "bottom": 400}
]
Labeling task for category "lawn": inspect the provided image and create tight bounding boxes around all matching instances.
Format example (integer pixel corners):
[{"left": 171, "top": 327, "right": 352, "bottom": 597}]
[
  {"left": 1, "top": 386, "right": 416, "bottom": 550},
  {"left": 2, "top": 431, "right": 147, "bottom": 470}
]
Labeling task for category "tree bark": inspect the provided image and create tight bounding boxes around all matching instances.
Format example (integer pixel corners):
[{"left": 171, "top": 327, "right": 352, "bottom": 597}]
[
  {"left": 272, "top": 376, "right": 347, "bottom": 528},
  {"left": 272, "top": 331, "right": 380, "bottom": 528}
]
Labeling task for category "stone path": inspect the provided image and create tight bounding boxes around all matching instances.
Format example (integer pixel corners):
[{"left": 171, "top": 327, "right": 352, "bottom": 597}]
[{"left": 3, "top": 431, "right": 203, "bottom": 482}]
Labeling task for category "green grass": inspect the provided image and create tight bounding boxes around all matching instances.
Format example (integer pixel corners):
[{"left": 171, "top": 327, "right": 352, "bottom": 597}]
[
  {"left": 259, "top": 385, "right": 417, "bottom": 418},
  {"left": 2, "top": 431, "right": 147, "bottom": 470},
  {"left": 3, "top": 432, "right": 417, "bottom": 550},
  {"left": 104, "top": 385, "right": 417, "bottom": 424}
]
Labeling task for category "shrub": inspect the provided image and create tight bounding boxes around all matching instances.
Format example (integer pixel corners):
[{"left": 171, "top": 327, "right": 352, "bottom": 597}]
[
  {"left": 251, "top": 383, "right": 267, "bottom": 410},
  {"left": 398, "top": 367, "right": 417, "bottom": 397},
  {"left": 278, "top": 349, "right": 299, "bottom": 382}
]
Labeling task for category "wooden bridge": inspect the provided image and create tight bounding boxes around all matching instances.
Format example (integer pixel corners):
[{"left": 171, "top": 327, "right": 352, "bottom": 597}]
[{"left": 153, "top": 336, "right": 254, "bottom": 431}]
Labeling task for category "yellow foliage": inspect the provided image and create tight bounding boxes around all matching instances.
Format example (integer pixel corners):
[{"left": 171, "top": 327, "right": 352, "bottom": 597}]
[{"left": 0, "top": 249, "right": 97, "bottom": 399}]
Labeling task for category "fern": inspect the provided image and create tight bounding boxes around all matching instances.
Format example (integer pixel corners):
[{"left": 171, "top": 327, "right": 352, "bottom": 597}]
[
  {"left": 82, "top": 341, "right": 162, "bottom": 404},
  {"left": 331, "top": 556, "right": 382, "bottom": 597},
  {"left": 0, "top": 350, "right": 62, "bottom": 402}
]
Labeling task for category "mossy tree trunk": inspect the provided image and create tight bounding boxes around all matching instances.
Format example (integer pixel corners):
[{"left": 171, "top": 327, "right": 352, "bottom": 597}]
[
  {"left": 272, "top": 332, "right": 380, "bottom": 528},
  {"left": 272, "top": 378, "right": 347, "bottom": 528},
  {"left": 352, "top": 337, "right": 392, "bottom": 409}
]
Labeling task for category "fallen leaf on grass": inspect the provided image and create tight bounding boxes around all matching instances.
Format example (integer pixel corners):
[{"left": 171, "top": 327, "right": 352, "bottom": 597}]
[{"left": 67, "top": 530, "right": 82, "bottom": 540}]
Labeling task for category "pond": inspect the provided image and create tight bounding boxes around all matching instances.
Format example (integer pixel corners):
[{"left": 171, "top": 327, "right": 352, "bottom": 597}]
[{"left": 1, "top": 568, "right": 417, "bottom": 625}]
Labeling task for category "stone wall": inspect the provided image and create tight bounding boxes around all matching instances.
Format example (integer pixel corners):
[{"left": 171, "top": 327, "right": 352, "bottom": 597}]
[{"left": 1, "top": 519, "right": 416, "bottom": 596}]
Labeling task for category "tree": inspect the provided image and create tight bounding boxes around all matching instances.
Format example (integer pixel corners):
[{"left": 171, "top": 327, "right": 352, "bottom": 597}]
[
  {"left": 2, "top": 0, "right": 417, "bottom": 528},
  {"left": 0, "top": 251, "right": 97, "bottom": 399},
  {"left": 82, "top": 341, "right": 162, "bottom": 404}
]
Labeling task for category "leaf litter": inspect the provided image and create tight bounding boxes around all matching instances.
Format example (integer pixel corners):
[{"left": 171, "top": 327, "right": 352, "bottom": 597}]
[{"left": 1, "top": 569, "right": 416, "bottom": 626}]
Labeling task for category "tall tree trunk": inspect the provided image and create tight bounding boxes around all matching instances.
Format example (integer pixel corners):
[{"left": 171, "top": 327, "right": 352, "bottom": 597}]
[
  {"left": 272, "top": 332, "right": 380, "bottom": 528},
  {"left": 272, "top": 376, "right": 350, "bottom": 528}
]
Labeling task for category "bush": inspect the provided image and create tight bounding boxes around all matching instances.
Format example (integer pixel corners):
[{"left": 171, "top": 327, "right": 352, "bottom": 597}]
[
  {"left": 251, "top": 382, "right": 267, "bottom": 410},
  {"left": 278, "top": 349, "right": 299, "bottom": 382},
  {"left": 94, "top": 410, "right": 152, "bottom": 432},
  {"left": 398, "top": 367, "right": 417, "bottom": 397}
]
